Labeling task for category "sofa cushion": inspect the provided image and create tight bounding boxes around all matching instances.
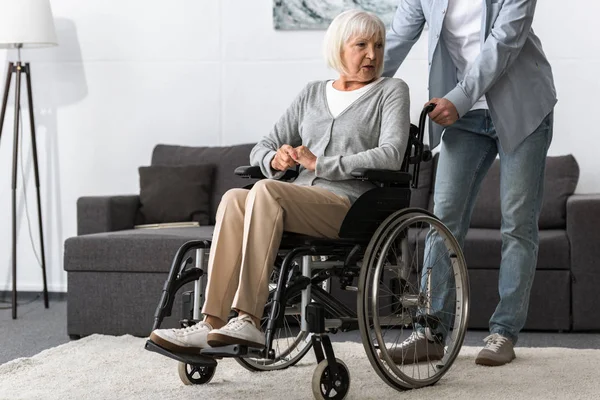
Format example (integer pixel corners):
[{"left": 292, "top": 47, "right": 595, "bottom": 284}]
[
  {"left": 467, "top": 269, "right": 571, "bottom": 331},
  {"left": 64, "top": 227, "right": 215, "bottom": 273},
  {"left": 462, "top": 228, "right": 570, "bottom": 270},
  {"left": 538, "top": 155, "right": 580, "bottom": 228},
  {"left": 138, "top": 165, "right": 214, "bottom": 225},
  {"left": 151, "top": 143, "right": 257, "bottom": 224},
  {"left": 430, "top": 154, "right": 579, "bottom": 229},
  {"left": 469, "top": 155, "right": 579, "bottom": 229}
]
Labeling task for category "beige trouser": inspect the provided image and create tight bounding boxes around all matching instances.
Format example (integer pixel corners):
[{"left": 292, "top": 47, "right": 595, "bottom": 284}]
[{"left": 201, "top": 179, "right": 351, "bottom": 321}]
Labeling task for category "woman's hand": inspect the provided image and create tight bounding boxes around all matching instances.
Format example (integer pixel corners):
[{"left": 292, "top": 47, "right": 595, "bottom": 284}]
[
  {"left": 426, "top": 98, "right": 459, "bottom": 126},
  {"left": 271, "top": 144, "right": 298, "bottom": 171},
  {"left": 291, "top": 145, "right": 317, "bottom": 172}
]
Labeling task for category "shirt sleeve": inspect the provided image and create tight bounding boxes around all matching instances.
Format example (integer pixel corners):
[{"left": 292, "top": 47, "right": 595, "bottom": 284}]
[
  {"left": 445, "top": 0, "right": 539, "bottom": 116},
  {"left": 383, "top": 0, "right": 427, "bottom": 78},
  {"left": 315, "top": 80, "right": 411, "bottom": 180},
  {"left": 249, "top": 85, "right": 307, "bottom": 179}
]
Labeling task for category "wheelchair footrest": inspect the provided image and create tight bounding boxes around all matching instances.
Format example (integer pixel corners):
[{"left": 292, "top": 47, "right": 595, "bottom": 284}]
[
  {"left": 200, "top": 344, "right": 265, "bottom": 359},
  {"left": 145, "top": 340, "right": 217, "bottom": 367}
]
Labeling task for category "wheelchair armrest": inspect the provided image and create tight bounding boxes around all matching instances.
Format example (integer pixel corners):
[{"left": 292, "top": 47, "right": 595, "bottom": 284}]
[
  {"left": 234, "top": 166, "right": 265, "bottom": 179},
  {"left": 234, "top": 166, "right": 299, "bottom": 181},
  {"left": 351, "top": 168, "right": 412, "bottom": 185}
]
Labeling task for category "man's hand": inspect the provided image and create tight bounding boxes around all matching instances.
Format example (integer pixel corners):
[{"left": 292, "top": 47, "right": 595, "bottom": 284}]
[
  {"left": 290, "top": 145, "right": 317, "bottom": 172},
  {"left": 426, "top": 98, "right": 459, "bottom": 126},
  {"left": 271, "top": 144, "right": 298, "bottom": 171}
]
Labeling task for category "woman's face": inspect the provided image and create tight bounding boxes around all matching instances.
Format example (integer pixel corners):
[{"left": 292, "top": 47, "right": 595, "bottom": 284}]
[{"left": 340, "top": 35, "right": 383, "bottom": 83}]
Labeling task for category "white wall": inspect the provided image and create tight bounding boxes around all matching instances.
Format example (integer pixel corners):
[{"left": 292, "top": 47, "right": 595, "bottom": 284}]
[{"left": 0, "top": 0, "right": 596, "bottom": 293}]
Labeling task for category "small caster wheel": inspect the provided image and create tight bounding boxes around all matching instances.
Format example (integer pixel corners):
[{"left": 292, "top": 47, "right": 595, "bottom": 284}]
[
  {"left": 311, "top": 358, "right": 350, "bottom": 399},
  {"left": 177, "top": 362, "right": 216, "bottom": 385}
]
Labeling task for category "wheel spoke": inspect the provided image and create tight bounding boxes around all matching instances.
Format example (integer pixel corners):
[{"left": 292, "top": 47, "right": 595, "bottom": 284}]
[
  {"left": 236, "top": 269, "right": 312, "bottom": 371},
  {"left": 358, "top": 210, "right": 469, "bottom": 390}
]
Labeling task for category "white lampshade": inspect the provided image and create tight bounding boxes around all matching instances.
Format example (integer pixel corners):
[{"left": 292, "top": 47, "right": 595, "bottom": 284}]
[{"left": 0, "top": 0, "right": 57, "bottom": 48}]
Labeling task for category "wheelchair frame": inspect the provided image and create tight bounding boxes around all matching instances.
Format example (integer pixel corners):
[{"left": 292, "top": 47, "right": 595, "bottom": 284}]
[{"left": 145, "top": 105, "right": 470, "bottom": 398}]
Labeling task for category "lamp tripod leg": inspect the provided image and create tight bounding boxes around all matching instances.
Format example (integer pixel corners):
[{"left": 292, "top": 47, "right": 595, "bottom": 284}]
[
  {"left": 11, "top": 64, "right": 22, "bottom": 319},
  {"left": 0, "top": 63, "right": 13, "bottom": 146},
  {"left": 24, "top": 63, "right": 49, "bottom": 309}
]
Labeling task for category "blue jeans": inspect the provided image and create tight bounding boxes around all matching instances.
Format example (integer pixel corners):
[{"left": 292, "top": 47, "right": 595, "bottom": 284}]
[{"left": 423, "top": 109, "right": 553, "bottom": 344}]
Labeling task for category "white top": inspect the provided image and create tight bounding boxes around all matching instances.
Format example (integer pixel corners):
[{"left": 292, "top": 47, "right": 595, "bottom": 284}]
[
  {"left": 326, "top": 77, "right": 384, "bottom": 118},
  {"left": 442, "top": 0, "right": 488, "bottom": 110}
]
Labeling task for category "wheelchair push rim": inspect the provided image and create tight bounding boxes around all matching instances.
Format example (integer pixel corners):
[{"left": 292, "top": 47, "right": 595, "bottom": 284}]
[{"left": 358, "top": 208, "right": 470, "bottom": 390}]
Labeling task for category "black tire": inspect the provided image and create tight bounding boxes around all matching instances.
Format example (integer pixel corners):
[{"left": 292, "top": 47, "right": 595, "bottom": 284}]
[
  {"left": 177, "top": 362, "right": 216, "bottom": 385},
  {"left": 311, "top": 358, "right": 351, "bottom": 400},
  {"left": 358, "top": 209, "right": 469, "bottom": 390}
]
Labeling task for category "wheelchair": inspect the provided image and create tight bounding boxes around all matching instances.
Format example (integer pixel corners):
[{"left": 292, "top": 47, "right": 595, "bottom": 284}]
[{"left": 145, "top": 105, "right": 470, "bottom": 399}]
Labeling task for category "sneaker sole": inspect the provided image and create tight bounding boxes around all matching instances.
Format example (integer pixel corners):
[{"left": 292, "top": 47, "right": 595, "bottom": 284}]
[
  {"left": 475, "top": 355, "right": 515, "bottom": 367},
  {"left": 149, "top": 332, "right": 204, "bottom": 354},
  {"left": 206, "top": 333, "right": 265, "bottom": 349}
]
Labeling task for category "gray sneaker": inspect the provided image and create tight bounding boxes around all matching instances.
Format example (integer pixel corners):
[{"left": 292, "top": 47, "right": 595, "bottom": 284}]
[
  {"left": 386, "top": 331, "right": 445, "bottom": 364},
  {"left": 475, "top": 333, "right": 516, "bottom": 366}
]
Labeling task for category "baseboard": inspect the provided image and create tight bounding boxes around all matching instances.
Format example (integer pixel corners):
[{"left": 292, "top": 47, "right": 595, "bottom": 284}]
[
  {"left": 0, "top": 282, "right": 67, "bottom": 292},
  {"left": 0, "top": 290, "right": 67, "bottom": 302}
]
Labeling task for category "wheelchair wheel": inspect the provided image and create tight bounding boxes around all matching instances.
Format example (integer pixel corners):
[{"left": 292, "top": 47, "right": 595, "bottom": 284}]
[
  {"left": 311, "top": 358, "right": 350, "bottom": 400},
  {"left": 236, "top": 284, "right": 313, "bottom": 371},
  {"left": 177, "top": 362, "right": 216, "bottom": 385},
  {"left": 358, "top": 208, "right": 469, "bottom": 390}
]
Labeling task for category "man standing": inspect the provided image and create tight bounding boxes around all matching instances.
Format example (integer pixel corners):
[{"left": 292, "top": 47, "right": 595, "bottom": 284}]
[{"left": 383, "top": 0, "right": 556, "bottom": 366}]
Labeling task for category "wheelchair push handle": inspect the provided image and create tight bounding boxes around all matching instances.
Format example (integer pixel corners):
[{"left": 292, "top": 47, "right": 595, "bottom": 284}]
[
  {"left": 420, "top": 103, "right": 436, "bottom": 163},
  {"left": 424, "top": 102, "right": 436, "bottom": 112},
  {"left": 414, "top": 103, "right": 436, "bottom": 152},
  {"left": 407, "top": 104, "right": 437, "bottom": 188},
  {"left": 419, "top": 103, "right": 436, "bottom": 129}
]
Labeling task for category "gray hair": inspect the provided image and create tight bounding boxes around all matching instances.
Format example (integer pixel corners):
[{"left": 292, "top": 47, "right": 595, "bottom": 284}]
[{"left": 323, "top": 9, "right": 386, "bottom": 77}]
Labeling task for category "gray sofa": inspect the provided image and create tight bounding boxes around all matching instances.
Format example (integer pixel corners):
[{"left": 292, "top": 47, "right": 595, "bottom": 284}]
[{"left": 64, "top": 143, "right": 600, "bottom": 338}]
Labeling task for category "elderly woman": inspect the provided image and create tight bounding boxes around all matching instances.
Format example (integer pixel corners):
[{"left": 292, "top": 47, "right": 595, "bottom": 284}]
[{"left": 150, "top": 9, "right": 410, "bottom": 353}]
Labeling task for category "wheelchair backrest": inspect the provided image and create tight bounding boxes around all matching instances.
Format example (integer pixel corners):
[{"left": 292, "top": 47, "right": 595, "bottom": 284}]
[
  {"left": 338, "top": 114, "right": 431, "bottom": 240},
  {"left": 337, "top": 186, "right": 411, "bottom": 240}
]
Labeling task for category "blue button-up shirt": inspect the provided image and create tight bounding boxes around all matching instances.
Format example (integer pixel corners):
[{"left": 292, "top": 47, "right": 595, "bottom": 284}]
[{"left": 384, "top": 0, "right": 557, "bottom": 153}]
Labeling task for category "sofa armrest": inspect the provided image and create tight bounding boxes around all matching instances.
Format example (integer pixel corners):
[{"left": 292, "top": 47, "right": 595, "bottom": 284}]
[
  {"left": 567, "top": 194, "right": 600, "bottom": 330},
  {"left": 77, "top": 195, "right": 141, "bottom": 235},
  {"left": 567, "top": 194, "right": 600, "bottom": 274}
]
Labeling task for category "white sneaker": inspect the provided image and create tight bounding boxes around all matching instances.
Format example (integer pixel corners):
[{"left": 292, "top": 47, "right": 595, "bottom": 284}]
[
  {"left": 150, "top": 321, "right": 213, "bottom": 354},
  {"left": 207, "top": 314, "right": 265, "bottom": 348}
]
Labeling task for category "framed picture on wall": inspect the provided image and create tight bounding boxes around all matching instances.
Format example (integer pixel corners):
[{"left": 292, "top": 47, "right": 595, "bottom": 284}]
[{"left": 273, "top": 0, "right": 398, "bottom": 30}]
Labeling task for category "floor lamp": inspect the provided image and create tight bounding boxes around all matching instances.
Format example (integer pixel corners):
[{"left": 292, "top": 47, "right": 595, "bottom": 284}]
[{"left": 0, "top": 0, "right": 58, "bottom": 319}]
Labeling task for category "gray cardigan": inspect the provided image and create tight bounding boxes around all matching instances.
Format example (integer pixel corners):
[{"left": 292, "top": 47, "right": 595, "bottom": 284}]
[{"left": 250, "top": 77, "right": 411, "bottom": 204}]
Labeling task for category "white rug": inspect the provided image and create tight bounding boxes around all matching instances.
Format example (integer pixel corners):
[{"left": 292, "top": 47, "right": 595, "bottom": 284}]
[{"left": 1, "top": 335, "right": 598, "bottom": 400}]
